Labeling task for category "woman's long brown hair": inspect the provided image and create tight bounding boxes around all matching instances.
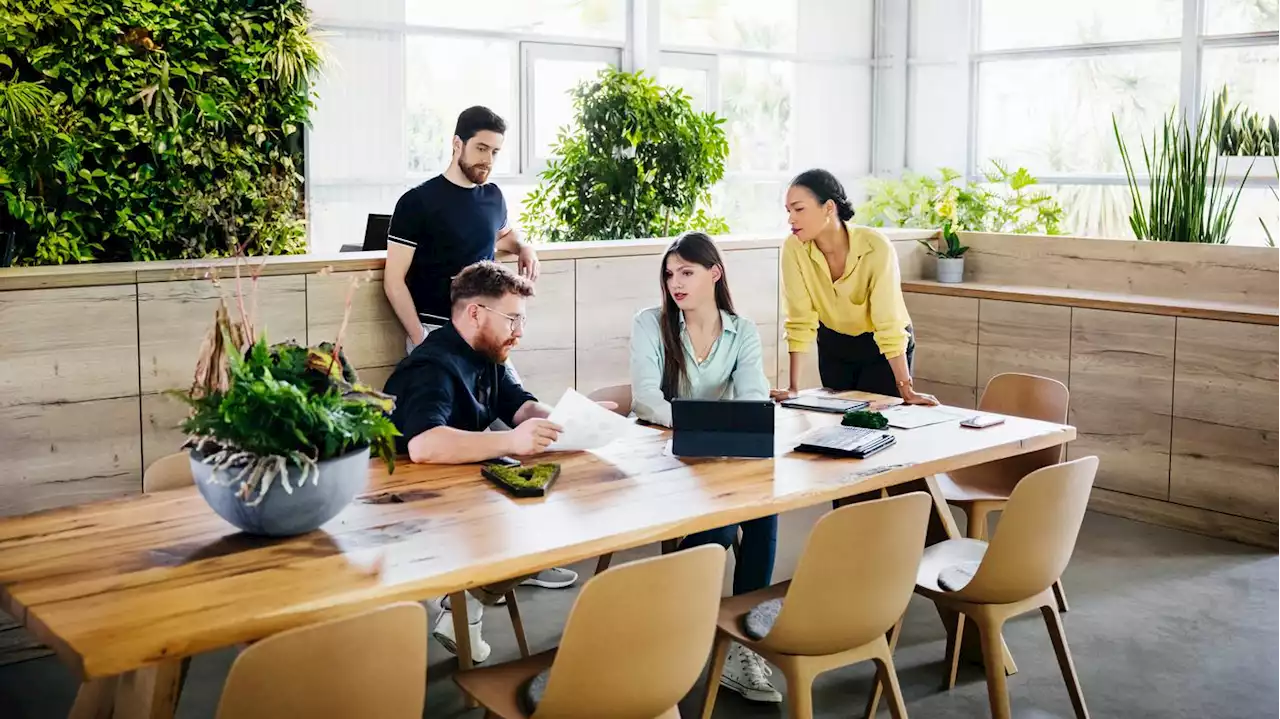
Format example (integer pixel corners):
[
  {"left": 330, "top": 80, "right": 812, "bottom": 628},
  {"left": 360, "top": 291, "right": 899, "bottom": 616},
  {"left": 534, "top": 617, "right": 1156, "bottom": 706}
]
[{"left": 658, "top": 232, "right": 736, "bottom": 400}]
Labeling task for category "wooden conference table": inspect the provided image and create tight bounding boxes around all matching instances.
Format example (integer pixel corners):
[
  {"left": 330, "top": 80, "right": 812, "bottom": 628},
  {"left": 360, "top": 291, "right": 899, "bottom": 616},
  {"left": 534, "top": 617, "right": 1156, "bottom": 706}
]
[{"left": 0, "top": 393, "right": 1074, "bottom": 718}]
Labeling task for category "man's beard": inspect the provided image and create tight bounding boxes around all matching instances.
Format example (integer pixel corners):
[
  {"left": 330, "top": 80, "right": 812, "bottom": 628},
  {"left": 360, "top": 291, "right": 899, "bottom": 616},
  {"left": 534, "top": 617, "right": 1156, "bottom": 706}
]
[
  {"left": 475, "top": 330, "right": 515, "bottom": 363},
  {"left": 459, "top": 158, "right": 491, "bottom": 184}
]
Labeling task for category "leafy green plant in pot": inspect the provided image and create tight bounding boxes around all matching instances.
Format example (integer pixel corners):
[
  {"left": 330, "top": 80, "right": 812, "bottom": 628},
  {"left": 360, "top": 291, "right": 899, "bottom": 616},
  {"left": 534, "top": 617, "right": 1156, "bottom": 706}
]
[
  {"left": 1213, "top": 87, "right": 1279, "bottom": 181},
  {"left": 174, "top": 268, "right": 399, "bottom": 536},
  {"left": 1114, "top": 97, "right": 1248, "bottom": 243},
  {"left": 520, "top": 67, "right": 729, "bottom": 242},
  {"left": 917, "top": 222, "right": 969, "bottom": 283}
]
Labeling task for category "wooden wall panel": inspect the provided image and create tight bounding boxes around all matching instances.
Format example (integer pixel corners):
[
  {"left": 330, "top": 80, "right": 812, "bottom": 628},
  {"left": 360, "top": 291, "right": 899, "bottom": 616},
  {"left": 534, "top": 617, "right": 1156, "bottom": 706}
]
[
  {"left": 0, "top": 285, "right": 139, "bottom": 407},
  {"left": 961, "top": 232, "right": 1278, "bottom": 306},
  {"left": 140, "top": 392, "right": 189, "bottom": 471},
  {"left": 0, "top": 398, "right": 142, "bottom": 517},
  {"left": 1068, "top": 309, "right": 1175, "bottom": 500},
  {"left": 1169, "top": 319, "right": 1278, "bottom": 521},
  {"left": 506, "top": 259, "right": 577, "bottom": 404},
  {"left": 904, "top": 292, "right": 979, "bottom": 406},
  {"left": 1170, "top": 420, "right": 1278, "bottom": 522},
  {"left": 139, "top": 275, "right": 307, "bottom": 394},
  {"left": 977, "top": 300, "right": 1071, "bottom": 387},
  {"left": 306, "top": 270, "right": 401, "bottom": 372},
  {"left": 576, "top": 249, "right": 779, "bottom": 395}
]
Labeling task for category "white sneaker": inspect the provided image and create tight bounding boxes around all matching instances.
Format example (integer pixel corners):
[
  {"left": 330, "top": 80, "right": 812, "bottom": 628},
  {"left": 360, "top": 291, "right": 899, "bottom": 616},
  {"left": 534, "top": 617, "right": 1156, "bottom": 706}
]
[
  {"left": 520, "top": 567, "right": 579, "bottom": 589},
  {"left": 429, "top": 597, "right": 492, "bottom": 663},
  {"left": 720, "top": 644, "right": 783, "bottom": 703}
]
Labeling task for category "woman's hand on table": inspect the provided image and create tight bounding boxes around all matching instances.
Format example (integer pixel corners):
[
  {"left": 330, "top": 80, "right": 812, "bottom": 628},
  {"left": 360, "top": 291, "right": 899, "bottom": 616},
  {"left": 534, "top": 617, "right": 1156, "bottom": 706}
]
[
  {"left": 769, "top": 388, "right": 799, "bottom": 402},
  {"left": 902, "top": 388, "right": 939, "bottom": 406}
]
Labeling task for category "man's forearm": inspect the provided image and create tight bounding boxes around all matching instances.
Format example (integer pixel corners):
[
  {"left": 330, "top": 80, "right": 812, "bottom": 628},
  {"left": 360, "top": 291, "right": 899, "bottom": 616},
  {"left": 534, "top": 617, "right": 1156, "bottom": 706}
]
[
  {"left": 407, "top": 426, "right": 512, "bottom": 464},
  {"left": 384, "top": 278, "right": 424, "bottom": 342},
  {"left": 511, "top": 400, "right": 553, "bottom": 426},
  {"left": 495, "top": 227, "right": 525, "bottom": 254}
]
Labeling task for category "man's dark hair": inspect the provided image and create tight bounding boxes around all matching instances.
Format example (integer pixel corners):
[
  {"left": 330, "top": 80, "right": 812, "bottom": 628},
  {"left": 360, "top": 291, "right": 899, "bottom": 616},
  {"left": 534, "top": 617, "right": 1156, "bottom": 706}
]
[
  {"left": 450, "top": 261, "right": 534, "bottom": 310},
  {"left": 454, "top": 106, "right": 507, "bottom": 143}
]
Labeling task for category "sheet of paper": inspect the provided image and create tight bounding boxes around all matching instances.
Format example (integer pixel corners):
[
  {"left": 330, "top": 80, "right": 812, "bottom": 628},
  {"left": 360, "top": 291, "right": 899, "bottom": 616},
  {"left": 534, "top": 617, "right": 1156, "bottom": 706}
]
[
  {"left": 545, "top": 388, "right": 660, "bottom": 451},
  {"left": 879, "top": 405, "right": 969, "bottom": 430}
]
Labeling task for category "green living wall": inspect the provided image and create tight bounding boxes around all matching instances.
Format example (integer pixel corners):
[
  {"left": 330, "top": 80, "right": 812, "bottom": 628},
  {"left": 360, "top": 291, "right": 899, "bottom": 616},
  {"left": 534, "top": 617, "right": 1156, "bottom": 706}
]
[{"left": 0, "top": 0, "right": 319, "bottom": 266}]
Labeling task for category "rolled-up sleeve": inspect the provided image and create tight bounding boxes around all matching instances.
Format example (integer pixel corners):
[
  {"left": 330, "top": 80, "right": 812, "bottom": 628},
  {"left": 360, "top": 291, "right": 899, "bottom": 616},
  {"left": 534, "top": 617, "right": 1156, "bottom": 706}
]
[
  {"left": 730, "top": 321, "right": 771, "bottom": 401},
  {"left": 781, "top": 239, "right": 819, "bottom": 353},
  {"left": 629, "top": 309, "right": 673, "bottom": 427},
  {"left": 867, "top": 245, "right": 911, "bottom": 359}
]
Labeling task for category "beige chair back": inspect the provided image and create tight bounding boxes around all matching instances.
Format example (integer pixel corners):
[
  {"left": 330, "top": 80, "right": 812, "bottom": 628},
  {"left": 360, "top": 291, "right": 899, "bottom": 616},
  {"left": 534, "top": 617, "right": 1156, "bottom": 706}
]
[
  {"left": 950, "top": 373, "right": 1071, "bottom": 487},
  {"left": 215, "top": 602, "right": 426, "bottom": 719},
  {"left": 761, "top": 493, "right": 931, "bottom": 656},
  {"left": 534, "top": 545, "right": 726, "bottom": 718},
  {"left": 143, "top": 452, "right": 194, "bottom": 493},
  {"left": 587, "top": 384, "right": 632, "bottom": 416},
  {"left": 955, "top": 456, "right": 1099, "bottom": 605}
]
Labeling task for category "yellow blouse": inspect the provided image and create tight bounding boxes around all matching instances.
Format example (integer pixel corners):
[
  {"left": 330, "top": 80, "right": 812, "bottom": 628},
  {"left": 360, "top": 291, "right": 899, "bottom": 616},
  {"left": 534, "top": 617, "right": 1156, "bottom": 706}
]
[{"left": 781, "top": 225, "right": 912, "bottom": 358}]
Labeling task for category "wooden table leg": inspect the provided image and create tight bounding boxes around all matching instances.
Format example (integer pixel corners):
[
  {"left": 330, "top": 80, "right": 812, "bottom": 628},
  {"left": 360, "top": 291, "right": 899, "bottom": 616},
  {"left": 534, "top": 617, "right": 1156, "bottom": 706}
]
[
  {"left": 68, "top": 677, "right": 117, "bottom": 719},
  {"left": 111, "top": 660, "right": 183, "bottom": 719},
  {"left": 449, "top": 591, "right": 477, "bottom": 709}
]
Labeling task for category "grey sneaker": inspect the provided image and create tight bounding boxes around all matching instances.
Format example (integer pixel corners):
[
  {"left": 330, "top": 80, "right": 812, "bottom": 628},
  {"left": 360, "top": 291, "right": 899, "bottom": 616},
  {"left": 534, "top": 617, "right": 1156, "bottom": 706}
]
[
  {"left": 720, "top": 644, "right": 783, "bottom": 703},
  {"left": 520, "top": 567, "right": 579, "bottom": 589}
]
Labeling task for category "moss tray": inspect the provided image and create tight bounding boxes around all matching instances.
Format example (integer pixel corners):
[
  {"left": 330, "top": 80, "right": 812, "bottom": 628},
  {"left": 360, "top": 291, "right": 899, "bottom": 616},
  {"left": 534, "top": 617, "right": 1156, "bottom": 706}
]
[
  {"left": 842, "top": 409, "right": 889, "bottom": 430},
  {"left": 482, "top": 463, "right": 562, "bottom": 498}
]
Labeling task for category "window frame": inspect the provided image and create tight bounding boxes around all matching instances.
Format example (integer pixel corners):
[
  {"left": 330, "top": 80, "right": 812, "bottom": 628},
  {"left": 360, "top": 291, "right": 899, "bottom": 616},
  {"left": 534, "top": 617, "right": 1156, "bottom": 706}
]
[{"left": 520, "top": 41, "right": 624, "bottom": 175}]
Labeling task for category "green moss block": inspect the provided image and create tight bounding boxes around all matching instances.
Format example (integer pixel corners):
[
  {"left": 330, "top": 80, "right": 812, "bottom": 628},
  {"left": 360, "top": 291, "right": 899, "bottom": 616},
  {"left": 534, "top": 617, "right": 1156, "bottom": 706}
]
[{"left": 842, "top": 410, "right": 889, "bottom": 430}]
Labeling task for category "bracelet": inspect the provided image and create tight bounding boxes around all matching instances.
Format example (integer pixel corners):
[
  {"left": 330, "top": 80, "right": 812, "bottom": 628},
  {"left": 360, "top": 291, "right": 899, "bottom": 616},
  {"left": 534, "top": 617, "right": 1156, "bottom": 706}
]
[{"left": 896, "top": 378, "right": 913, "bottom": 390}]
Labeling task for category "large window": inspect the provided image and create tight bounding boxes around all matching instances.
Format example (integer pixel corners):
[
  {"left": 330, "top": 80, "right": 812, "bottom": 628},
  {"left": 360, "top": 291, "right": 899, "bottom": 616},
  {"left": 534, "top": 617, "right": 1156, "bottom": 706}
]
[
  {"left": 910, "top": 0, "right": 1279, "bottom": 244},
  {"left": 305, "top": 0, "right": 875, "bottom": 250},
  {"left": 659, "top": 0, "right": 874, "bottom": 236}
]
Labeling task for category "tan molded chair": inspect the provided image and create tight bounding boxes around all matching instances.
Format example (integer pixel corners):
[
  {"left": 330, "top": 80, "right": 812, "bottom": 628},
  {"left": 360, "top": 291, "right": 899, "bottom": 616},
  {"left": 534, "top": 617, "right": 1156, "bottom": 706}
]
[
  {"left": 454, "top": 544, "right": 726, "bottom": 718},
  {"left": 700, "top": 493, "right": 933, "bottom": 719},
  {"left": 936, "top": 372, "right": 1071, "bottom": 612},
  {"left": 587, "top": 383, "right": 633, "bottom": 417},
  {"left": 143, "top": 451, "right": 195, "bottom": 493},
  {"left": 917, "top": 456, "right": 1098, "bottom": 719},
  {"left": 215, "top": 602, "right": 427, "bottom": 719}
]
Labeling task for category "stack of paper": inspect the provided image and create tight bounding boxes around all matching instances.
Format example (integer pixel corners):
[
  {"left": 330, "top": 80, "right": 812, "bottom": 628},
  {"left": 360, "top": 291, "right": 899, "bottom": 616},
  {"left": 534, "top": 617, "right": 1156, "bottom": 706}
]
[
  {"left": 879, "top": 405, "right": 969, "bottom": 430},
  {"left": 545, "top": 389, "right": 661, "bottom": 451}
]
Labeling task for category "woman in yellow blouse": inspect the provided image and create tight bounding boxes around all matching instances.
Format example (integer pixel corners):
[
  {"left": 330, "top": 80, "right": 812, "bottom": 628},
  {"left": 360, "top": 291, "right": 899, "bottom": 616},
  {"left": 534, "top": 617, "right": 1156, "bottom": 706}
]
[{"left": 772, "top": 169, "right": 938, "bottom": 405}]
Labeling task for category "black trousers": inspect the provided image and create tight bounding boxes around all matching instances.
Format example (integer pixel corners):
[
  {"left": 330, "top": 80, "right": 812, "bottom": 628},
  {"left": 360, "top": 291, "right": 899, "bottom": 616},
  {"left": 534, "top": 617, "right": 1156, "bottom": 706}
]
[{"left": 816, "top": 324, "right": 915, "bottom": 398}]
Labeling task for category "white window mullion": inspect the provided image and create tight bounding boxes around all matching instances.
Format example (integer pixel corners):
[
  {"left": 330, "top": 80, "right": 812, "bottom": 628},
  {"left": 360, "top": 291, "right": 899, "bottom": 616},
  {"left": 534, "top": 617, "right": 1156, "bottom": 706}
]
[{"left": 1181, "top": 0, "right": 1206, "bottom": 128}]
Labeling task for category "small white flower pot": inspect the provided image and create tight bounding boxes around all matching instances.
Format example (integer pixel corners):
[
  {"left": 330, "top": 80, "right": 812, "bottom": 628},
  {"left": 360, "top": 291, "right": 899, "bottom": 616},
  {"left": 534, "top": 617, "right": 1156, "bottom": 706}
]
[
  {"left": 1217, "top": 156, "right": 1279, "bottom": 180},
  {"left": 936, "top": 257, "right": 965, "bottom": 283}
]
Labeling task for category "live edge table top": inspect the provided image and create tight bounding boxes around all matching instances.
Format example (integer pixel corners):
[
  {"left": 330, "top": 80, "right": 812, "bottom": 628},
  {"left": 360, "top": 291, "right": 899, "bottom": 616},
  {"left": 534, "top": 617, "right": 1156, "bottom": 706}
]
[{"left": 0, "top": 393, "right": 1074, "bottom": 680}]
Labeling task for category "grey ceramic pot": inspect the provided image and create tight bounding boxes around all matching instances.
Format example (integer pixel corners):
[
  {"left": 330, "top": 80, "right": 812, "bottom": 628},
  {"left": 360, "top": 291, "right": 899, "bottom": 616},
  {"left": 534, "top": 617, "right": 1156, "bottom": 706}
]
[{"left": 189, "top": 446, "right": 371, "bottom": 536}]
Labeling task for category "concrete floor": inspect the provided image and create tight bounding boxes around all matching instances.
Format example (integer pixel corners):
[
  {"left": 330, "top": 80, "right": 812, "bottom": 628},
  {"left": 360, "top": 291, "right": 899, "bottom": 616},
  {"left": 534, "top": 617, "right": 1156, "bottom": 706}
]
[{"left": 0, "top": 510, "right": 1275, "bottom": 718}]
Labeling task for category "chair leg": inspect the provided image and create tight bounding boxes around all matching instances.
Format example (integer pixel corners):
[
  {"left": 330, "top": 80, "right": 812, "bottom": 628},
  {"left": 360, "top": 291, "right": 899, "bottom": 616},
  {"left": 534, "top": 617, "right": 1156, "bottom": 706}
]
[
  {"left": 782, "top": 664, "right": 817, "bottom": 719},
  {"left": 946, "top": 612, "right": 966, "bottom": 690},
  {"left": 873, "top": 647, "right": 909, "bottom": 719},
  {"left": 863, "top": 616, "right": 904, "bottom": 718},
  {"left": 594, "top": 553, "right": 614, "bottom": 575},
  {"left": 976, "top": 615, "right": 1013, "bottom": 719},
  {"left": 966, "top": 504, "right": 991, "bottom": 540},
  {"left": 505, "top": 591, "right": 530, "bottom": 659},
  {"left": 699, "top": 635, "right": 732, "bottom": 719},
  {"left": 1041, "top": 604, "right": 1090, "bottom": 719},
  {"left": 1052, "top": 579, "right": 1070, "bottom": 613}
]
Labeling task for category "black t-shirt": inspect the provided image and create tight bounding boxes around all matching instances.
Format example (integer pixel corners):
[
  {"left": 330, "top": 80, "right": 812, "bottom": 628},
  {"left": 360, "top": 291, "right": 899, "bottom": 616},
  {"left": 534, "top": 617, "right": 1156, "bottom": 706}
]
[
  {"left": 387, "top": 175, "right": 508, "bottom": 320},
  {"left": 382, "top": 322, "right": 536, "bottom": 454}
]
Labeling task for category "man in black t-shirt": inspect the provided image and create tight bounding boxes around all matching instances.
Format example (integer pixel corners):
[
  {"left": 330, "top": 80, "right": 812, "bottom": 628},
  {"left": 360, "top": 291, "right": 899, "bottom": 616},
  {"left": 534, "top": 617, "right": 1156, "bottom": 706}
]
[{"left": 384, "top": 106, "right": 540, "bottom": 352}]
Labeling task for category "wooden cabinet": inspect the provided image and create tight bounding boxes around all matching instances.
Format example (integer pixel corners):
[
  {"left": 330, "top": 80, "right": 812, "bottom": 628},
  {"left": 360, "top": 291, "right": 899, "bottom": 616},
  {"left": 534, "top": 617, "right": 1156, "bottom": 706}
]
[
  {"left": 977, "top": 299, "right": 1071, "bottom": 388},
  {"left": 903, "top": 292, "right": 979, "bottom": 408},
  {"left": 1170, "top": 319, "right": 1279, "bottom": 521},
  {"left": 1068, "top": 309, "right": 1175, "bottom": 500}
]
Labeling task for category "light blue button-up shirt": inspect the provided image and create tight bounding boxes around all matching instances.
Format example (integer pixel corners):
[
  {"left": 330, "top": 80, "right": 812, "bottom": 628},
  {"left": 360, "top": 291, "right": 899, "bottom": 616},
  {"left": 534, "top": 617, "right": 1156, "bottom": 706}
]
[{"left": 629, "top": 307, "right": 771, "bottom": 427}]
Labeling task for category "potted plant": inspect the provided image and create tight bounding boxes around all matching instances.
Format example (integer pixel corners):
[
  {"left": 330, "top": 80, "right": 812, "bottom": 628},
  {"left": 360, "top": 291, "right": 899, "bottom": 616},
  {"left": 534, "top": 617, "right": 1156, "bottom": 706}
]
[
  {"left": 1114, "top": 97, "right": 1248, "bottom": 243},
  {"left": 174, "top": 269, "right": 399, "bottom": 536},
  {"left": 1213, "top": 88, "right": 1279, "bottom": 181},
  {"left": 918, "top": 222, "right": 969, "bottom": 283}
]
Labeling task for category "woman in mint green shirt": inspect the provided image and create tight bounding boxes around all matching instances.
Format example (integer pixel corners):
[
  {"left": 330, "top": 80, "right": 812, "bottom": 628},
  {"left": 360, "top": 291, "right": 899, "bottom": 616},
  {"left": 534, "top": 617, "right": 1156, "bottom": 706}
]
[{"left": 628, "top": 232, "right": 782, "bottom": 704}]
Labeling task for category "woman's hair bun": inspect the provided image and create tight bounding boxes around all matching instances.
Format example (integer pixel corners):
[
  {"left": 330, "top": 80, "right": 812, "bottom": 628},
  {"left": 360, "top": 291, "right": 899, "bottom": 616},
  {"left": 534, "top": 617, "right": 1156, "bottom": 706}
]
[{"left": 790, "top": 169, "right": 854, "bottom": 222}]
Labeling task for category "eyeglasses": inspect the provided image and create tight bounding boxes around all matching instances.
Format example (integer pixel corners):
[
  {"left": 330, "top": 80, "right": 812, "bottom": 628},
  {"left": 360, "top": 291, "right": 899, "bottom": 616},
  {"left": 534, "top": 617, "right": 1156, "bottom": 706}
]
[{"left": 477, "top": 304, "right": 526, "bottom": 332}]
